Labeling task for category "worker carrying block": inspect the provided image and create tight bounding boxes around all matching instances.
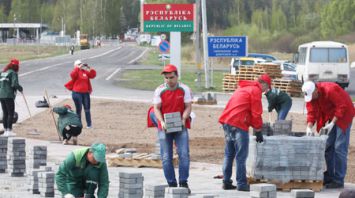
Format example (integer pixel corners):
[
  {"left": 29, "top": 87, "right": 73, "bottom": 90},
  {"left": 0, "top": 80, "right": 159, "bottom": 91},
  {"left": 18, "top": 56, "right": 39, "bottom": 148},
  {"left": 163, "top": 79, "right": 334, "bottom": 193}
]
[{"left": 302, "top": 81, "right": 355, "bottom": 189}]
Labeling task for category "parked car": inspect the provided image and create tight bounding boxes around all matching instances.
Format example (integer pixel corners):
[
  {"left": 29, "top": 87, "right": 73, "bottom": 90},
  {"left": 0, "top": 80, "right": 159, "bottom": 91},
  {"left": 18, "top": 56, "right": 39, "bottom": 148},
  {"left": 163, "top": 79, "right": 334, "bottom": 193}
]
[
  {"left": 230, "top": 57, "right": 266, "bottom": 75},
  {"left": 280, "top": 62, "right": 297, "bottom": 80},
  {"left": 247, "top": 53, "right": 278, "bottom": 62}
]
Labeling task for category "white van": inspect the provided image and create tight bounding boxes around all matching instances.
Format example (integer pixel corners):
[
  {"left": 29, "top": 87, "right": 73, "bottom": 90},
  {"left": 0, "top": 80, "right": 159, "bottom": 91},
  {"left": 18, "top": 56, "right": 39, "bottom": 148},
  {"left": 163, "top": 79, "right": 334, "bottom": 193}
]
[{"left": 294, "top": 41, "right": 351, "bottom": 88}]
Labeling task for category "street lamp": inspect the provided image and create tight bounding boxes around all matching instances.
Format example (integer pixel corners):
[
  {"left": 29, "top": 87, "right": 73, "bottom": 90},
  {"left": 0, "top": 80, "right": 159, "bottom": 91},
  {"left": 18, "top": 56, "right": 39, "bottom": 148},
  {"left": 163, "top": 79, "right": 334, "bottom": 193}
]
[{"left": 13, "top": 14, "right": 16, "bottom": 45}]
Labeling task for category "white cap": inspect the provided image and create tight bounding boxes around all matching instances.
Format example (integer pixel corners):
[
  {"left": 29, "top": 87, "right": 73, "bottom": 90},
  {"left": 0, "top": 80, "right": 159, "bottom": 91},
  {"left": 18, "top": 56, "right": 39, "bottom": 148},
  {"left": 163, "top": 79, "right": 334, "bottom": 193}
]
[
  {"left": 302, "top": 81, "right": 316, "bottom": 102},
  {"left": 74, "top": 59, "right": 82, "bottom": 66}
]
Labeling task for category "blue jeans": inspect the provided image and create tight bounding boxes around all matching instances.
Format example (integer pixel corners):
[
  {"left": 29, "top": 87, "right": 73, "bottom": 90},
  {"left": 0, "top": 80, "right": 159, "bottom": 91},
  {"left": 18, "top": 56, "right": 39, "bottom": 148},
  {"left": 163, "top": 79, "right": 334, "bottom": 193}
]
[
  {"left": 222, "top": 124, "right": 249, "bottom": 189},
  {"left": 277, "top": 102, "right": 292, "bottom": 120},
  {"left": 158, "top": 128, "right": 190, "bottom": 185},
  {"left": 324, "top": 123, "right": 352, "bottom": 185},
  {"left": 72, "top": 92, "right": 92, "bottom": 127}
]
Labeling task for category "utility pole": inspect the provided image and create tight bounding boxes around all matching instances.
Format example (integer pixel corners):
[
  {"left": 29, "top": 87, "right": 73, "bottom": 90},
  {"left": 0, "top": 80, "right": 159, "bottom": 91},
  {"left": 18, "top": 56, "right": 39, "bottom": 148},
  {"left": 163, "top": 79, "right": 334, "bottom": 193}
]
[
  {"left": 195, "top": 0, "right": 202, "bottom": 88},
  {"left": 201, "top": 0, "right": 210, "bottom": 88}
]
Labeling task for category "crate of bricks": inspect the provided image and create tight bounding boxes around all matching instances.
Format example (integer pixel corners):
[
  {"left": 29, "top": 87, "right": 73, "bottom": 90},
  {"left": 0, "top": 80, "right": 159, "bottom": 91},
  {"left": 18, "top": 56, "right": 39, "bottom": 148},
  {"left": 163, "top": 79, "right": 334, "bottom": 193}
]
[
  {"left": 247, "top": 136, "right": 327, "bottom": 183},
  {"left": 164, "top": 112, "right": 182, "bottom": 133},
  {"left": 0, "top": 137, "right": 8, "bottom": 173},
  {"left": 273, "top": 120, "right": 292, "bottom": 136}
]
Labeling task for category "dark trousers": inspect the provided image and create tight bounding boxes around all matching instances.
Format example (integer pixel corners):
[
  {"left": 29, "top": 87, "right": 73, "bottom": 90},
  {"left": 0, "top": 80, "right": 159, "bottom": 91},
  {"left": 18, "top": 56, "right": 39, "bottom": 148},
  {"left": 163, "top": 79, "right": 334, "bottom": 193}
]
[
  {"left": 0, "top": 98, "right": 15, "bottom": 130},
  {"left": 63, "top": 126, "right": 82, "bottom": 140},
  {"left": 72, "top": 92, "right": 92, "bottom": 127}
]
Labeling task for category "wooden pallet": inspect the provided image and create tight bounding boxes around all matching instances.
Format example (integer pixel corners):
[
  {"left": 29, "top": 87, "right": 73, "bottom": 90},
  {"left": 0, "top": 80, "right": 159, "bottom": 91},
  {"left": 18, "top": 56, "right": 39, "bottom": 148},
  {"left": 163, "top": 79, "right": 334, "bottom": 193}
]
[
  {"left": 107, "top": 153, "right": 178, "bottom": 168},
  {"left": 248, "top": 177, "right": 323, "bottom": 192}
]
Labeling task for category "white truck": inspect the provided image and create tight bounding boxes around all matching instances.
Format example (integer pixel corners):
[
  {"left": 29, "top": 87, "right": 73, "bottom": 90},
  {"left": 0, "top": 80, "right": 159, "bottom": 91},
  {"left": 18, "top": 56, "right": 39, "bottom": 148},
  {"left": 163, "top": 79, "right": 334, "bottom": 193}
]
[{"left": 294, "top": 41, "right": 352, "bottom": 88}]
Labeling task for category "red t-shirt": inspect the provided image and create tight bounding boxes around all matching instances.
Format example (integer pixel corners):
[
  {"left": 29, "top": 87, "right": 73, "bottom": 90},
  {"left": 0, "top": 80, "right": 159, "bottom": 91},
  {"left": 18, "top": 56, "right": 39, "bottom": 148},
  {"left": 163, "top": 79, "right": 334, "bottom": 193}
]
[{"left": 153, "top": 82, "right": 192, "bottom": 130}]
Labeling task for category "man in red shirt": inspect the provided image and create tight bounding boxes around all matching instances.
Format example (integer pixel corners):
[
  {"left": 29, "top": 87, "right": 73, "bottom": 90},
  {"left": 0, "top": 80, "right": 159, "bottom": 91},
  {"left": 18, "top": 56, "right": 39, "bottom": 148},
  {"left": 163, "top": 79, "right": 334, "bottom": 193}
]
[
  {"left": 219, "top": 80, "right": 264, "bottom": 191},
  {"left": 302, "top": 81, "right": 355, "bottom": 189},
  {"left": 153, "top": 64, "right": 192, "bottom": 193}
]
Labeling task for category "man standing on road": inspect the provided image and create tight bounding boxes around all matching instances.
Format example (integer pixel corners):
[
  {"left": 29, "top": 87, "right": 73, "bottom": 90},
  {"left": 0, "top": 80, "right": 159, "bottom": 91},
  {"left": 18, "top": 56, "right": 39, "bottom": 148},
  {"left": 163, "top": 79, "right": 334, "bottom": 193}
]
[
  {"left": 153, "top": 64, "right": 192, "bottom": 193},
  {"left": 258, "top": 74, "right": 292, "bottom": 120},
  {"left": 52, "top": 104, "right": 82, "bottom": 145},
  {"left": 219, "top": 80, "right": 264, "bottom": 191},
  {"left": 55, "top": 143, "right": 109, "bottom": 198},
  {"left": 302, "top": 81, "right": 355, "bottom": 189},
  {"left": 0, "top": 58, "right": 23, "bottom": 136}
]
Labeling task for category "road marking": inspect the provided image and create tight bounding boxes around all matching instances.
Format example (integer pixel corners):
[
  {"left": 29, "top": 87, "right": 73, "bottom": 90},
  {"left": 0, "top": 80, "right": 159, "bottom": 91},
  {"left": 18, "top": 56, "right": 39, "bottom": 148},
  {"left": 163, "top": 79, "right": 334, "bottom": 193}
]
[
  {"left": 106, "top": 68, "right": 121, "bottom": 81},
  {"left": 87, "top": 46, "right": 122, "bottom": 59},
  {"left": 128, "top": 48, "right": 149, "bottom": 64},
  {"left": 19, "top": 46, "right": 122, "bottom": 77},
  {"left": 19, "top": 62, "right": 71, "bottom": 77}
]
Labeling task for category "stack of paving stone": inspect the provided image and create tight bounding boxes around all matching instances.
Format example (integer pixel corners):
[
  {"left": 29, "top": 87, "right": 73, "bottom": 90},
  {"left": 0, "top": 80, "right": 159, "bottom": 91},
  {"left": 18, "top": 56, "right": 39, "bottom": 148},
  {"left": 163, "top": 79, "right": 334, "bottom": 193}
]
[
  {"left": 253, "top": 123, "right": 273, "bottom": 136},
  {"left": 108, "top": 170, "right": 120, "bottom": 197},
  {"left": 27, "top": 166, "right": 52, "bottom": 195},
  {"left": 164, "top": 187, "right": 189, "bottom": 198},
  {"left": 119, "top": 172, "right": 144, "bottom": 198},
  {"left": 0, "top": 137, "right": 8, "bottom": 173},
  {"left": 38, "top": 171, "right": 55, "bottom": 197},
  {"left": 7, "top": 138, "right": 26, "bottom": 177},
  {"left": 247, "top": 136, "right": 327, "bottom": 182},
  {"left": 272, "top": 120, "right": 292, "bottom": 136},
  {"left": 250, "top": 183, "right": 277, "bottom": 198},
  {"left": 164, "top": 112, "right": 182, "bottom": 133},
  {"left": 291, "top": 189, "right": 315, "bottom": 198},
  {"left": 144, "top": 184, "right": 168, "bottom": 198},
  {"left": 27, "top": 145, "right": 47, "bottom": 170}
]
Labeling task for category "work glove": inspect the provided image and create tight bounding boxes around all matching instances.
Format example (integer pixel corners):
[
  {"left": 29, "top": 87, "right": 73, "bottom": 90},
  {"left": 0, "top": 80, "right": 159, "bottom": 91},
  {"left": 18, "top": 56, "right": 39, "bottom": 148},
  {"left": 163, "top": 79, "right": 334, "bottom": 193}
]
[
  {"left": 64, "top": 194, "right": 75, "bottom": 198},
  {"left": 306, "top": 126, "right": 314, "bottom": 136},
  {"left": 322, "top": 122, "right": 335, "bottom": 135},
  {"left": 255, "top": 132, "right": 263, "bottom": 143},
  {"left": 160, "top": 121, "right": 166, "bottom": 130}
]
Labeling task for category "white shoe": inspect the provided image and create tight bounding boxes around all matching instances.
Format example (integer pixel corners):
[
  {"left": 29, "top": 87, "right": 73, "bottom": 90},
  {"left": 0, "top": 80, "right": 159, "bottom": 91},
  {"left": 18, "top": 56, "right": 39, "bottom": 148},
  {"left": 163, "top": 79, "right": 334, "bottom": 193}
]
[
  {"left": 7, "top": 131, "right": 16, "bottom": 136},
  {"left": 1, "top": 131, "right": 8, "bottom": 136}
]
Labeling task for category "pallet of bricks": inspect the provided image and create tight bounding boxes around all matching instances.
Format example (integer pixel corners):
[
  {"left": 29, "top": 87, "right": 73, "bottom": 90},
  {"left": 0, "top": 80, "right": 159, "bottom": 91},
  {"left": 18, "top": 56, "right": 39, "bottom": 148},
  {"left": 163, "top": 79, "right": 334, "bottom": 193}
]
[
  {"left": 247, "top": 120, "right": 327, "bottom": 192},
  {"left": 107, "top": 148, "right": 178, "bottom": 168},
  {"left": 223, "top": 66, "right": 255, "bottom": 92},
  {"left": 272, "top": 78, "right": 303, "bottom": 97}
]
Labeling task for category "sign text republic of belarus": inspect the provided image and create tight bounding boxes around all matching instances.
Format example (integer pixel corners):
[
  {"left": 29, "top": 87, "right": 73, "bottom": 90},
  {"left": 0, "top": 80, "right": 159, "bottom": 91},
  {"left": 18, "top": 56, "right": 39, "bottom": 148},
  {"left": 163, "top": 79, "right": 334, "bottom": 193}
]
[
  {"left": 142, "top": 4, "right": 195, "bottom": 32},
  {"left": 207, "top": 36, "right": 248, "bottom": 57}
]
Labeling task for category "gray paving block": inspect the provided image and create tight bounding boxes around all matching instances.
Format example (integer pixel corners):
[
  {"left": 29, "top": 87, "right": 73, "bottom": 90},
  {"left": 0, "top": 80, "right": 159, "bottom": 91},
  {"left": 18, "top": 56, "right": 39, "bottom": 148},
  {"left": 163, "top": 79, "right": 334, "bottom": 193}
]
[
  {"left": 119, "top": 172, "right": 142, "bottom": 178},
  {"left": 250, "top": 183, "right": 276, "bottom": 192},
  {"left": 291, "top": 189, "right": 315, "bottom": 198}
]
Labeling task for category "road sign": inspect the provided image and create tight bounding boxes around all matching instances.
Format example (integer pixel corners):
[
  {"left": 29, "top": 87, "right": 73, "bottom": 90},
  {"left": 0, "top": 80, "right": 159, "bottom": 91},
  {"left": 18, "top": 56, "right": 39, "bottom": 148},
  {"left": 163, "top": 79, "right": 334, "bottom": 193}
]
[
  {"left": 207, "top": 36, "right": 248, "bottom": 57},
  {"left": 159, "top": 40, "right": 170, "bottom": 53},
  {"left": 161, "top": 34, "right": 167, "bottom": 40},
  {"left": 142, "top": 4, "right": 195, "bottom": 32}
]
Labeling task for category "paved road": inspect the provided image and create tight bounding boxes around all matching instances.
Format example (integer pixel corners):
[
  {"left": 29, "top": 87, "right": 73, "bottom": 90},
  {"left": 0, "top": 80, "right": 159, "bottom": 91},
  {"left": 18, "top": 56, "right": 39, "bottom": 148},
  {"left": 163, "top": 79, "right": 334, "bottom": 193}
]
[{"left": 19, "top": 42, "right": 153, "bottom": 100}]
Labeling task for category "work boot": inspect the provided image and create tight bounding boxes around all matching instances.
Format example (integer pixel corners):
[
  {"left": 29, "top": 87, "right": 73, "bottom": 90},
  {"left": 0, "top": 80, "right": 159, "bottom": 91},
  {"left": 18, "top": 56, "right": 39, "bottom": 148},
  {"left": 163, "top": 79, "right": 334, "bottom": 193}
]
[
  {"left": 179, "top": 182, "right": 191, "bottom": 194},
  {"left": 168, "top": 183, "right": 177, "bottom": 187},
  {"left": 223, "top": 182, "right": 237, "bottom": 190},
  {"left": 325, "top": 182, "right": 344, "bottom": 189},
  {"left": 237, "top": 185, "right": 250, "bottom": 192},
  {"left": 72, "top": 137, "right": 78, "bottom": 145}
]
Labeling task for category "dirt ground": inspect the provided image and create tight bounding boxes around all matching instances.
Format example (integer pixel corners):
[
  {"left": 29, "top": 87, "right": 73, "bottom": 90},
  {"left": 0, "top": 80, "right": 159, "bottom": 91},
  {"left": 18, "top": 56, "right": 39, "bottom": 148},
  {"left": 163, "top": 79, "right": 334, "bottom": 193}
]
[{"left": 13, "top": 99, "right": 355, "bottom": 183}]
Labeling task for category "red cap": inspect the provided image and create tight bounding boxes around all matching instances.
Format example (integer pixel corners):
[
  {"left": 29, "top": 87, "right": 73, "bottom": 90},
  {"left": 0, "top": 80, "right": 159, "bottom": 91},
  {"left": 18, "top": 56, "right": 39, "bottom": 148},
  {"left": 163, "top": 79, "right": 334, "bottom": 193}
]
[
  {"left": 259, "top": 74, "right": 272, "bottom": 89},
  {"left": 64, "top": 104, "right": 72, "bottom": 109},
  {"left": 10, "top": 58, "right": 19, "bottom": 65},
  {"left": 161, "top": 64, "right": 178, "bottom": 75}
]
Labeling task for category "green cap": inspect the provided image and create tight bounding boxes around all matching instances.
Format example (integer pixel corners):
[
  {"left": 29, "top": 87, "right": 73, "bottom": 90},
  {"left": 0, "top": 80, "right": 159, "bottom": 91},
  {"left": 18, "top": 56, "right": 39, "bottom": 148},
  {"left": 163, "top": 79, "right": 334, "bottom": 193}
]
[{"left": 90, "top": 143, "right": 106, "bottom": 163}]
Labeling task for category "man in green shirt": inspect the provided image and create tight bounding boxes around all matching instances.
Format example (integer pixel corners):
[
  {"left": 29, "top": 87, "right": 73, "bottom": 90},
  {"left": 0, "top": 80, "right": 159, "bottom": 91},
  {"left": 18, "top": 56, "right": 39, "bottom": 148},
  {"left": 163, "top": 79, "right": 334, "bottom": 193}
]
[
  {"left": 55, "top": 143, "right": 109, "bottom": 198},
  {"left": 53, "top": 104, "right": 82, "bottom": 145},
  {"left": 258, "top": 74, "right": 292, "bottom": 120}
]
